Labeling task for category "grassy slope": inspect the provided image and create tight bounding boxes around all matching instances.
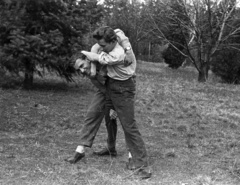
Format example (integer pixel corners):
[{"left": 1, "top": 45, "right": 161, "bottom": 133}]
[{"left": 0, "top": 62, "right": 240, "bottom": 185}]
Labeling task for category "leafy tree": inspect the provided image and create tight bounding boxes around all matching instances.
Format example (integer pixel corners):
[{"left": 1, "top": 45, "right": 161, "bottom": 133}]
[{"left": 0, "top": 0, "right": 103, "bottom": 89}]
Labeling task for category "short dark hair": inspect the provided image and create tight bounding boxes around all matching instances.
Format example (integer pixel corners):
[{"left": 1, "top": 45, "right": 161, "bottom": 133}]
[
  {"left": 92, "top": 26, "right": 117, "bottom": 43},
  {"left": 78, "top": 53, "right": 87, "bottom": 60},
  {"left": 71, "top": 52, "right": 87, "bottom": 66}
]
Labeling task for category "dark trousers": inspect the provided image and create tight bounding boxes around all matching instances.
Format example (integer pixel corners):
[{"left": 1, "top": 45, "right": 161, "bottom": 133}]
[
  {"left": 78, "top": 89, "right": 117, "bottom": 150},
  {"left": 105, "top": 77, "right": 148, "bottom": 168}
]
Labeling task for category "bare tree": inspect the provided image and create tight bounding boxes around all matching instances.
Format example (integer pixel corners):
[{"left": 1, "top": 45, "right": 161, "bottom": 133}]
[{"left": 147, "top": 0, "right": 240, "bottom": 82}]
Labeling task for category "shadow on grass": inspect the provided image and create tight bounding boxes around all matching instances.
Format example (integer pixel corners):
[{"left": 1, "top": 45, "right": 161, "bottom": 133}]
[
  {"left": 28, "top": 81, "right": 74, "bottom": 92},
  {"left": 0, "top": 73, "right": 91, "bottom": 94}
]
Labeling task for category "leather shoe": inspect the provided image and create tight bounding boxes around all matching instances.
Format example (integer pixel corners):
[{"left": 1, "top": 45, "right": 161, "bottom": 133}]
[
  {"left": 126, "top": 159, "right": 151, "bottom": 179},
  {"left": 136, "top": 169, "right": 152, "bottom": 179},
  {"left": 64, "top": 152, "right": 85, "bottom": 164},
  {"left": 126, "top": 158, "right": 136, "bottom": 170},
  {"left": 93, "top": 148, "right": 117, "bottom": 157}
]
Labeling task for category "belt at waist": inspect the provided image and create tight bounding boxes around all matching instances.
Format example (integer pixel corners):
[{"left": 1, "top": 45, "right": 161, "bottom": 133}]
[{"left": 107, "top": 75, "right": 136, "bottom": 83}]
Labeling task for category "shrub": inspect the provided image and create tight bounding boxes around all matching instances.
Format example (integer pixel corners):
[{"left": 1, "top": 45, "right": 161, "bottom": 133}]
[
  {"left": 211, "top": 48, "right": 240, "bottom": 84},
  {"left": 162, "top": 46, "right": 185, "bottom": 69}
]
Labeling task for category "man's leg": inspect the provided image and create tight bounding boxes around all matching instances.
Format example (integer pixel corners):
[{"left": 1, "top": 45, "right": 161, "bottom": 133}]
[
  {"left": 78, "top": 90, "right": 106, "bottom": 147},
  {"left": 93, "top": 99, "right": 118, "bottom": 156},
  {"left": 65, "top": 90, "right": 106, "bottom": 163},
  {"left": 107, "top": 78, "right": 151, "bottom": 179},
  {"left": 114, "top": 96, "right": 148, "bottom": 168}
]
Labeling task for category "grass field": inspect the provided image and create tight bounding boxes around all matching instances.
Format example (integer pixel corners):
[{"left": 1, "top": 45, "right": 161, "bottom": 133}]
[{"left": 1, "top": 61, "right": 240, "bottom": 185}]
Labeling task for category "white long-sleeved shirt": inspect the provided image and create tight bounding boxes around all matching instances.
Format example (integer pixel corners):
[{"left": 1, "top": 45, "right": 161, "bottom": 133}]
[
  {"left": 99, "top": 43, "right": 136, "bottom": 80},
  {"left": 90, "top": 29, "right": 136, "bottom": 80}
]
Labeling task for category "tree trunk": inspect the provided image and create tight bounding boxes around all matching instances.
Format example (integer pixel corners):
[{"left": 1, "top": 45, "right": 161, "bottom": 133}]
[
  {"left": 148, "top": 42, "right": 151, "bottom": 62},
  {"left": 198, "top": 62, "right": 209, "bottom": 82},
  {"left": 23, "top": 59, "right": 34, "bottom": 89}
]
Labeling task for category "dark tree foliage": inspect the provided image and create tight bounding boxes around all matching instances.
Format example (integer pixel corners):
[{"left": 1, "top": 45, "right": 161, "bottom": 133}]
[
  {"left": 0, "top": 0, "right": 103, "bottom": 88},
  {"left": 162, "top": 45, "right": 186, "bottom": 69},
  {"left": 211, "top": 8, "right": 240, "bottom": 84},
  {"left": 156, "top": 0, "right": 188, "bottom": 68},
  {"left": 212, "top": 48, "right": 240, "bottom": 84},
  {"left": 162, "top": 0, "right": 187, "bottom": 68}
]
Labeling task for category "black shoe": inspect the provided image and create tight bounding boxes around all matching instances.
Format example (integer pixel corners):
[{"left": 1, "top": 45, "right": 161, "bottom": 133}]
[
  {"left": 136, "top": 169, "right": 152, "bottom": 179},
  {"left": 126, "top": 159, "right": 151, "bottom": 180},
  {"left": 64, "top": 152, "right": 85, "bottom": 164},
  {"left": 126, "top": 158, "right": 136, "bottom": 170},
  {"left": 93, "top": 148, "right": 117, "bottom": 157}
]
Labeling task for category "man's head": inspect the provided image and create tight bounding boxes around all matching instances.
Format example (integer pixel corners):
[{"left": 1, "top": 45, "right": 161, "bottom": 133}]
[
  {"left": 93, "top": 26, "right": 117, "bottom": 53},
  {"left": 74, "top": 53, "right": 91, "bottom": 76}
]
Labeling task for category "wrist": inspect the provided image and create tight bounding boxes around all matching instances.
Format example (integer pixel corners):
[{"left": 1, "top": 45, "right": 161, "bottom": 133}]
[{"left": 124, "top": 46, "right": 131, "bottom": 53}]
